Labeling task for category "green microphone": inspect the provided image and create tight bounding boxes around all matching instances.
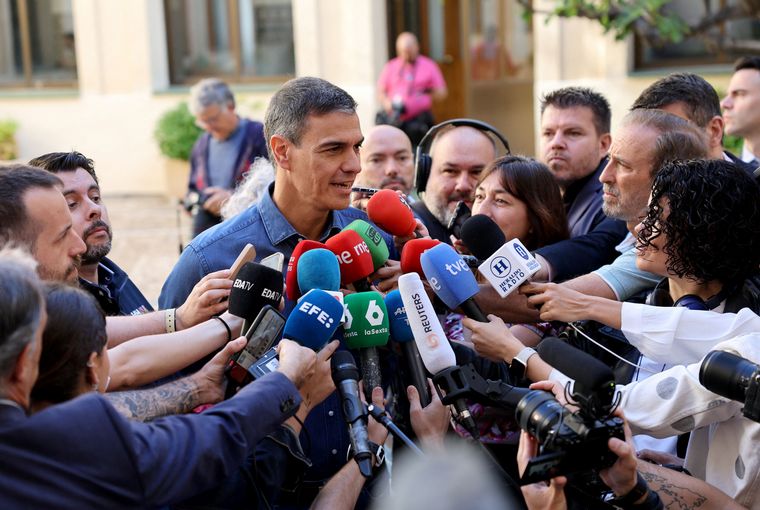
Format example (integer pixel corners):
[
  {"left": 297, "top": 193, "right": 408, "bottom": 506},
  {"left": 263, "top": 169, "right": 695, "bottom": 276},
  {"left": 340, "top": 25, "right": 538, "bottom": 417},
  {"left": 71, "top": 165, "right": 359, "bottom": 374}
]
[
  {"left": 344, "top": 220, "right": 389, "bottom": 271},
  {"left": 343, "top": 291, "right": 390, "bottom": 397}
]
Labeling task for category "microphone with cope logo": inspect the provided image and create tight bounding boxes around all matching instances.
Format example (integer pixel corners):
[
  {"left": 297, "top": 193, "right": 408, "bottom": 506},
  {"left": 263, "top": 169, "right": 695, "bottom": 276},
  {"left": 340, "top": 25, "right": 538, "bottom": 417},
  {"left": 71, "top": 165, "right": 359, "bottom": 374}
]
[
  {"left": 343, "top": 219, "right": 389, "bottom": 271},
  {"left": 398, "top": 272, "right": 478, "bottom": 437},
  {"left": 461, "top": 214, "right": 541, "bottom": 298},
  {"left": 400, "top": 238, "right": 441, "bottom": 276},
  {"left": 343, "top": 291, "right": 390, "bottom": 397},
  {"left": 366, "top": 189, "right": 417, "bottom": 238}
]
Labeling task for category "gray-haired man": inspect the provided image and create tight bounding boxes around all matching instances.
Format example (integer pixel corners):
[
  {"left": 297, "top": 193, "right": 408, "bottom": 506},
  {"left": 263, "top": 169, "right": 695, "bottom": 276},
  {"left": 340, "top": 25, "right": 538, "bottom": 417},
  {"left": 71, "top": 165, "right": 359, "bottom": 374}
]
[{"left": 188, "top": 78, "right": 268, "bottom": 236}]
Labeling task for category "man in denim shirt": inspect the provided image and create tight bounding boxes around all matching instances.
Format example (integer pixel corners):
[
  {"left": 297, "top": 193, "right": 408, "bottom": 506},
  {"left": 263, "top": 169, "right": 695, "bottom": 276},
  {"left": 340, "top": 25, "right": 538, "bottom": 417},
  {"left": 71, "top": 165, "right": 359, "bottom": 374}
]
[{"left": 160, "top": 77, "right": 399, "bottom": 507}]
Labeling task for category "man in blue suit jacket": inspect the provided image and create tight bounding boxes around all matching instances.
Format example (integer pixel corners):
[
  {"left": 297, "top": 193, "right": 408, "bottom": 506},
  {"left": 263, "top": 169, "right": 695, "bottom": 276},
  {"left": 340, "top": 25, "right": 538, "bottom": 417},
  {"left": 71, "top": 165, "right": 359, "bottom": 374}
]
[{"left": 0, "top": 247, "right": 315, "bottom": 510}]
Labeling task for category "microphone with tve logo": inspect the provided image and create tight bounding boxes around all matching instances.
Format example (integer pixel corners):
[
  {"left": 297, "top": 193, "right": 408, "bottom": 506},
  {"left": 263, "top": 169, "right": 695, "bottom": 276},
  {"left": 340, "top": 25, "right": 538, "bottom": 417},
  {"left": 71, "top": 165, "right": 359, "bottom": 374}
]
[
  {"left": 398, "top": 272, "right": 478, "bottom": 438},
  {"left": 420, "top": 243, "right": 487, "bottom": 322}
]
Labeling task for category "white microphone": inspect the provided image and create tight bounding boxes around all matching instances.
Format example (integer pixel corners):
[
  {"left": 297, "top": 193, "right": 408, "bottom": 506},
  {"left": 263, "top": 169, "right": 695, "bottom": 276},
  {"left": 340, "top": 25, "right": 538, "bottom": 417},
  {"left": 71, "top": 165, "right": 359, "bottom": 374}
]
[
  {"left": 477, "top": 238, "right": 541, "bottom": 298},
  {"left": 398, "top": 273, "right": 456, "bottom": 373}
]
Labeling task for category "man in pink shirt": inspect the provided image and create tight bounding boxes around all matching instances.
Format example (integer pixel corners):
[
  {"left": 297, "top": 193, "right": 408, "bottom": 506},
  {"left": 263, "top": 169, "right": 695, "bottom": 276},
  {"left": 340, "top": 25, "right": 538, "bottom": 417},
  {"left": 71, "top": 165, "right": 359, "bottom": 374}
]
[{"left": 377, "top": 32, "right": 448, "bottom": 145}]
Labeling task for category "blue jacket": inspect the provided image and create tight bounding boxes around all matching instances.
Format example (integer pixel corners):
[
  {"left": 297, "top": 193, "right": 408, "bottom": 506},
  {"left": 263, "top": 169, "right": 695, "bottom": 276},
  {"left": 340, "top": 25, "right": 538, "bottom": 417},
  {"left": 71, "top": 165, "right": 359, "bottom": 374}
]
[{"left": 0, "top": 372, "right": 300, "bottom": 509}]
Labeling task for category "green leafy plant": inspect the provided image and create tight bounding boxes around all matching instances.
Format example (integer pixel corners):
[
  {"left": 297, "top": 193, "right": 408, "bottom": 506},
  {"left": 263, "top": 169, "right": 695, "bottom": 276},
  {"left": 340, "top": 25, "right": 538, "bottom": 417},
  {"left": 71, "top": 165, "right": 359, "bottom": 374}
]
[
  {"left": 0, "top": 119, "right": 18, "bottom": 160},
  {"left": 154, "top": 102, "right": 203, "bottom": 161}
]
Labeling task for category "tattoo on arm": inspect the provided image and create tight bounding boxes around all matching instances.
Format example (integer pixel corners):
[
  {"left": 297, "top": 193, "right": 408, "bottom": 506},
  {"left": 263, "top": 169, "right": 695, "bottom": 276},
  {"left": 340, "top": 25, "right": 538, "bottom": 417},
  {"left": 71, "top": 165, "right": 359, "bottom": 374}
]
[
  {"left": 640, "top": 470, "right": 707, "bottom": 509},
  {"left": 105, "top": 376, "right": 202, "bottom": 422}
]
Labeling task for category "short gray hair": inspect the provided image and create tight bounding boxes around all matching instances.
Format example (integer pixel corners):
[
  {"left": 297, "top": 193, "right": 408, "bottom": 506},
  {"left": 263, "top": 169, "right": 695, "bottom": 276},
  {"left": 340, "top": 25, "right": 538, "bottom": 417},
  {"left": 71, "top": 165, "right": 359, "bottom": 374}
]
[
  {"left": 189, "top": 78, "right": 235, "bottom": 115},
  {"left": 263, "top": 77, "right": 357, "bottom": 161},
  {"left": 0, "top": 246, "right": 44, "bottom": 382}
]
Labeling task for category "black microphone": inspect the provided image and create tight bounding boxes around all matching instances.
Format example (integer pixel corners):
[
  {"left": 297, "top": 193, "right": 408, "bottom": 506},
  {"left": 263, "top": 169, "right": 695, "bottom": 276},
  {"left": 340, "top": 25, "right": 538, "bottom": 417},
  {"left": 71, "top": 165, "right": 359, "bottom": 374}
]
[
  {"left": 537, "top": 337, "right": 617, "bottom": 417},
  {"left": 460, "top": 214, "right": 506, "bottom": 260},
  {"left": 331, "top": 351, "right": 374, "bottom": 478},
  {"left": 228, "top": 262, "right": 284, "bottom": 334}
]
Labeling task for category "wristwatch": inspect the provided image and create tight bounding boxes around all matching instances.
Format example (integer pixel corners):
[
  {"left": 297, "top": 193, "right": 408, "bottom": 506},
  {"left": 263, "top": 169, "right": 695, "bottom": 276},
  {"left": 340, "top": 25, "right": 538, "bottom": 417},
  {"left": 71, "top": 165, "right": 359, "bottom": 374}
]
[
  {"left": 346, "top": 441, "right": 386, "bottom": 472},
  {"left": 509, "top": 346, "right": 537, "bottom": 380}
]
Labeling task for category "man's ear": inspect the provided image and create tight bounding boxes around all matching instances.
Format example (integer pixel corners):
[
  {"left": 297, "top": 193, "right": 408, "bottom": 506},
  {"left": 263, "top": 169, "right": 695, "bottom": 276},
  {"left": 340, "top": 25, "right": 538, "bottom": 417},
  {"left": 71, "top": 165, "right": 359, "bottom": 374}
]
[
  {"left": 708, "top": 115, "right": 725, "bottom": 151},
  {"left": 599, "top": 133, "right": 612, "bottom": 154},
  {"left": 10, "top": 341, "right": 37, "bottom": 388},
  {"left": 270, "top": 135, "right": 292, "bottom": 170}
]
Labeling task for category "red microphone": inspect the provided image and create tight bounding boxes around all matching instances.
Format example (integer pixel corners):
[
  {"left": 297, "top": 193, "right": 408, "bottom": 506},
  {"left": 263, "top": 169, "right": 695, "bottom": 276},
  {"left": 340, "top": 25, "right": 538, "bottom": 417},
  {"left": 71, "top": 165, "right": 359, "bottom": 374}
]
[
  {"left": 285, "top": 240, "right": 327, "bottom": 300},
  {"left": 325, "top": 230, "right": 375, "bottom": 288},
  {"left": 400, "top": 238, "right": 441, "bottom": 276},
  {"left": 366, "top": 189, "right": 417, "bottom": 238}
]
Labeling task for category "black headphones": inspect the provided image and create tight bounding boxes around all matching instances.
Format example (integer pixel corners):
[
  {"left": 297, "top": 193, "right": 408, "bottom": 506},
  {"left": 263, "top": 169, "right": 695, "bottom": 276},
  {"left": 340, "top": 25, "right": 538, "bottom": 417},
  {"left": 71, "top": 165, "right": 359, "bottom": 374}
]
[
  {"left": 414, "top": 118, "right": 511, "bottom": 193},
  {"left": 645, "top": 278, "right": 730, "bottom": 311}
]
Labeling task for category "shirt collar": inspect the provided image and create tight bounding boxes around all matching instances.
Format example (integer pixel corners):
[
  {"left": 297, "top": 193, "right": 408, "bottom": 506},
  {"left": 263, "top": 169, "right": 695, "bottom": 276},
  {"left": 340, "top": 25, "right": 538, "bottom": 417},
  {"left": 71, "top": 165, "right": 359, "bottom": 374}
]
[{"left": 258, "top": 183, "right": 344, "bottom": 245}]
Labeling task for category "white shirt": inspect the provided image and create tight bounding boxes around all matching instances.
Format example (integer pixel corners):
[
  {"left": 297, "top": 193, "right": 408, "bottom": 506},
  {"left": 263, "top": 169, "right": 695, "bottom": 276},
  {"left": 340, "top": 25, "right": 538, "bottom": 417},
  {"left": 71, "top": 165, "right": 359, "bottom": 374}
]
[{"left": 619, "top": 335, "right": 760, "bottom": 508}]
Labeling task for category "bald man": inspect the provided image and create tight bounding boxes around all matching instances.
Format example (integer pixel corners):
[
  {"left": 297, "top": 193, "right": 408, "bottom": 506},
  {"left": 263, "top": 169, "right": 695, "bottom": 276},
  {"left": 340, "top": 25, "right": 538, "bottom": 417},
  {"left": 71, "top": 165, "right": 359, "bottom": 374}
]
[
  {"left": 377, "top": 32, "right": 447, "bottom": 146},
  {"left": 352, "top": 125, "right": 415, "bottom": 211}
]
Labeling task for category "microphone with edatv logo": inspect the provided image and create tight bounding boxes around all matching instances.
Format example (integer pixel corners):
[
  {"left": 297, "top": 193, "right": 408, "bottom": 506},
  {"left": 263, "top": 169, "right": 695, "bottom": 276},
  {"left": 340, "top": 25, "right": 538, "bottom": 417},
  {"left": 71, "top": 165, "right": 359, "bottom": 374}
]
[{"left": 228, "top": 261, "right": 284, "bottom": 335}]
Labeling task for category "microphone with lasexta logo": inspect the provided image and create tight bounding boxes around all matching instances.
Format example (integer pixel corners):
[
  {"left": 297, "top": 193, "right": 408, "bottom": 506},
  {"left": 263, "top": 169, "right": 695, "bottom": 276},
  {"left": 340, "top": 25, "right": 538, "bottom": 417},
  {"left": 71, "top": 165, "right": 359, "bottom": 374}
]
[
  {"left": 228, "top": 261, "right": 284, "bottom": 335},
  {"left": 331, "top": 350, "right": 374, "bottom": 478},
  {"left": 343, "top": 291, "right": 389, "bottom": 397},
  {"left": 385, "top": 289, "right": 431, "bottom": 407},
  {"left": 461, "top": 215, "right": 541, "bottom": 298},
  {"left": 420, "top": 243, "right": 488, "bottom": 322},
  {"left": 398, "top": 272, "right": 479, "bottom": 438},
  {"left": 286, "top": 240, "right": 328, "bottom": 301},
  {"left": 326, "top": 230, "right": 375, "bottom": 292},
  {"left": 246, "top": 289, "right": 344, "bottom": 379}
]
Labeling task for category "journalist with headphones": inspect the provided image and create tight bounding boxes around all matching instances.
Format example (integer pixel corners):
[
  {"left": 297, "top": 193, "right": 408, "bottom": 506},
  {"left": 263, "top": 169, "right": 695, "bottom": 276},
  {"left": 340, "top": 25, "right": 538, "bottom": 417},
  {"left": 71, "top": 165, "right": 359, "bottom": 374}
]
[{"left": 411, "top": 119, "right": 511, "bottom": 243}]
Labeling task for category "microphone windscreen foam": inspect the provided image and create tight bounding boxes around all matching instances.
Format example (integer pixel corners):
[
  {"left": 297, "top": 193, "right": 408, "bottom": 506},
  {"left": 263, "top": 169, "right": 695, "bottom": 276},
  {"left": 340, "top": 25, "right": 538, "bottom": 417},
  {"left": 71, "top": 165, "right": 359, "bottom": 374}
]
[
  {"left": 326, "top": 230, "right": 375, "bottom": 285},
  {"left": 297, "top": 248, "right": 340, "bottom": 293},
  {"left": 366, "top": 189, "right": 417, "bottom": 237},
  {"left": 283, "top": 289, "right": 344, "bottom": 350},
  {"left": 537, "top": 337, "right": 615, "bottom": 401},
  {"left": 343, "top": 291, "right": 390, "bottom": 349},
  {"left": 400, "top": 238, "right": 441, "bottom": 276},
  {"left": 420, "top": 243, "right": 480, "bottom": 310},
  {"left": 460, "top": 214, "right": 506, "bottom": 260},
  {"left": 229, "top": 262, "right": 284, "bottom": 322},
  {"left": 343, "top": 219, "right": 389, "bottom": 270},
  {"left": 385, "top": 290, "right": 414, "bottom": 344},
  {"left": 331, "top": 350, "right": 361, "bottom": 383},
  {"left": 398, "top": 273, "right": 455, "bottom": 374},
  {"left": 285, "top": 240, "right": 327, "bottom": 301}
]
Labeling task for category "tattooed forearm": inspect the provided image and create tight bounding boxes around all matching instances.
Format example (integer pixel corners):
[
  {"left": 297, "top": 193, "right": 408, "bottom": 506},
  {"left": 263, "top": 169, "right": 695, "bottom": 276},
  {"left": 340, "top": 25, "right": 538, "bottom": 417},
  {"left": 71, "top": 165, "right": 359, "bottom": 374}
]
[
  {"left": 106, "top": 376, "right": 202, "bottom": 422},
  {"left": 640, "top": 470, "right": 707, "bottom": 509}
]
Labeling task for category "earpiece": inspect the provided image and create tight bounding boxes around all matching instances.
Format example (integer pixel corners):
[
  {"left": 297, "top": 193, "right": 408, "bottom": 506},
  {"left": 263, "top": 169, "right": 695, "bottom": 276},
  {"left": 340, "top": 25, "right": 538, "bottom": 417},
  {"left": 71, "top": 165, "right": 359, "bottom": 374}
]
[{"left": 414, "top": 118, "right": 511, "bottom": 193}]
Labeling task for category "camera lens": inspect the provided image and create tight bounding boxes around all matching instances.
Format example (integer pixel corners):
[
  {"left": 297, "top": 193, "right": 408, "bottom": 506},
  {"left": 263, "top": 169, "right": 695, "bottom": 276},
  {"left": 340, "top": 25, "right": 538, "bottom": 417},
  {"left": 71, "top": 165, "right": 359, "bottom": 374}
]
[
  {"left": 516, "top": 390, "right": 568, "bottom": 443},
  {"left": 700, "top": 350, "right": 760, "bottom": 403}
]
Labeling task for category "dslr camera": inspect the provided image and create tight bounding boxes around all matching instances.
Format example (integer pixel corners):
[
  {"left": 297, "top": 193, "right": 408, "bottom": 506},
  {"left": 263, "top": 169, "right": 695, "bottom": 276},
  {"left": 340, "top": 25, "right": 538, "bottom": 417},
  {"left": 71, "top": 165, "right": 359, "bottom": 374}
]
[
  {"left": 516, "top": 388, "right": 625, "bottom": 485},
  {"left": 700, "top": 350, "right": 760, "bottom": 423}
]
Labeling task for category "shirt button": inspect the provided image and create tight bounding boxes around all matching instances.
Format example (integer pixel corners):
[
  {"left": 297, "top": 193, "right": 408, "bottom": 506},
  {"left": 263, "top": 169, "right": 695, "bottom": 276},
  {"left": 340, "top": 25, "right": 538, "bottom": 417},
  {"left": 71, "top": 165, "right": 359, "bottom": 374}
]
[
  {"left": 328, "top": 410, "right": 334, "bottom": 417},
  {"left": 331, "top": 449, "right": 338, "bottom": 455}
]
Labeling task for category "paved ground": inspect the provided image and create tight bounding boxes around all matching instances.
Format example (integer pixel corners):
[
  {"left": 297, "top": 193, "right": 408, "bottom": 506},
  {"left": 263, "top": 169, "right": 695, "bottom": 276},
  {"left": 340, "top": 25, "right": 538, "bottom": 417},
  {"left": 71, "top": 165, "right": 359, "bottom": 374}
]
[{"left": 105, "top": 194, "right": 193, "bottom": 308}]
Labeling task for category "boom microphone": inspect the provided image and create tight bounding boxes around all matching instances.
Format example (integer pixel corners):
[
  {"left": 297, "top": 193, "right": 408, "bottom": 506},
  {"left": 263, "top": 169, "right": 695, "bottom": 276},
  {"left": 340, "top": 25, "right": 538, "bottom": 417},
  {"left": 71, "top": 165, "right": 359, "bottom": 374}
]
[
  {"left": 343, "top": 291, "right": 390, "bottom": 397},
  {"left": 297, "top": 248, "right": 341, "bottom": 293},
  {"left": 398, "top": 272, "right": 478, "bottom": 437},
  {"left": 331, "top": 350, "right": 374, "bottom": 478},
  {"left": 420, "top": 243, "right": 487, "bottom": 321},
  {"left": 285, "top": 240, "right": 327, "bottom": 301},
  {"left": 228, "top": 262, "right": 284, "bottom": 334},
  {"left": 366, "top": 189, "right": 417, "bottom": 238},
  {"left": 537, "top": 337, "right": 617, "bottom": 417},
  {"left": 385, "top": 289, "right": 431, "bottom": 407}
]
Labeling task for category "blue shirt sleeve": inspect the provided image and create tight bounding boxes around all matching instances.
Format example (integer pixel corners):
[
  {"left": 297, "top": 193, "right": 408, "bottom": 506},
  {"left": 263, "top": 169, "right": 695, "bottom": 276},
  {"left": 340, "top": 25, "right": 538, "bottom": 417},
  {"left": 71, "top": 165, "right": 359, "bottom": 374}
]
[{"left": 593, "top": 248, "right": 661, "bottom": 300}]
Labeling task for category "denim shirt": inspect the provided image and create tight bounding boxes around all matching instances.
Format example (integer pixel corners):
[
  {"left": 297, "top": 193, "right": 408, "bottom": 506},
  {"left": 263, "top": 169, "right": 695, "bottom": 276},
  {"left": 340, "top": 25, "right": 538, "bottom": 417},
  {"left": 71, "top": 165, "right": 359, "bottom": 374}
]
[{"left": 158, "top": 183, "right": 397, "bottom": 490}]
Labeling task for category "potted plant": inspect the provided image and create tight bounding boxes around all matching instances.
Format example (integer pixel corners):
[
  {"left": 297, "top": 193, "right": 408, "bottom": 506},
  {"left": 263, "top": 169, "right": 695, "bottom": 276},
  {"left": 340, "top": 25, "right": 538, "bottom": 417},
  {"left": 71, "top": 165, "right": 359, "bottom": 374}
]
[
  {"left": 153, "top": 102, "right": 202, "bottom": 199},
  {"left": 0, "top": 119, "right": 19, "bottom": 161}
]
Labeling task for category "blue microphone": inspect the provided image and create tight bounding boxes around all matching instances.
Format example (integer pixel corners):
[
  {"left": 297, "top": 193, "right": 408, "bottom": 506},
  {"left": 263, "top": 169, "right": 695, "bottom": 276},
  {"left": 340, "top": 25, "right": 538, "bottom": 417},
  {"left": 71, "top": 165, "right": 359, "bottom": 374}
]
[
  {"left": 421, "top": 243, "right": 487, "bottom": 322},
  {"left": 385, "top": 290, "right": 431, "bottom": 407},
  {"left": 284, "top": 289, "right": 345, "bottom": 350},
  {"left": 297, "top": 248, "right": 341, "bottom": 293}
]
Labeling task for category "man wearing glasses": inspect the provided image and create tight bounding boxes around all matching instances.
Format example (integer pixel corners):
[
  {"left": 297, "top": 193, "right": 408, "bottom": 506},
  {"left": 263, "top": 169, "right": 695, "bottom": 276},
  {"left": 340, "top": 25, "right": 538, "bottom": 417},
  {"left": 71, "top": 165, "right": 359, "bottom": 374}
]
[{"left": 187, "top": 78, "right": 268, "bottom": 237}]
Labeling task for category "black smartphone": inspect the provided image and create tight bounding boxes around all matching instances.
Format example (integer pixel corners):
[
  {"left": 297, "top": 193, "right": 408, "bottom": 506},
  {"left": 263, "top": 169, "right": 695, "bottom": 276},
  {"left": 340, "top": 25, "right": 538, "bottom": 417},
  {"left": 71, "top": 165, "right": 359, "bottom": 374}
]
[
  {"left": 226, "top": 305, "right": 285, "bottom": 386},
  {"left": 447, "top": 201, "right": 471, "bottom": 240}
]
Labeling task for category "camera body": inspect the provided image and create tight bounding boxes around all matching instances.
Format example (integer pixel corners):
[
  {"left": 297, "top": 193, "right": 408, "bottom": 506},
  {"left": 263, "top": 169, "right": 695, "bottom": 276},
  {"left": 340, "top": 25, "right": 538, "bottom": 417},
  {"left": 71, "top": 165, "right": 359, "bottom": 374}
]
[
  {"left": 182, "top": 190, "right": 207, "bottom": 213},
  {"left": 516, "top": 390, "right": 625, "bottom": 484}
]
